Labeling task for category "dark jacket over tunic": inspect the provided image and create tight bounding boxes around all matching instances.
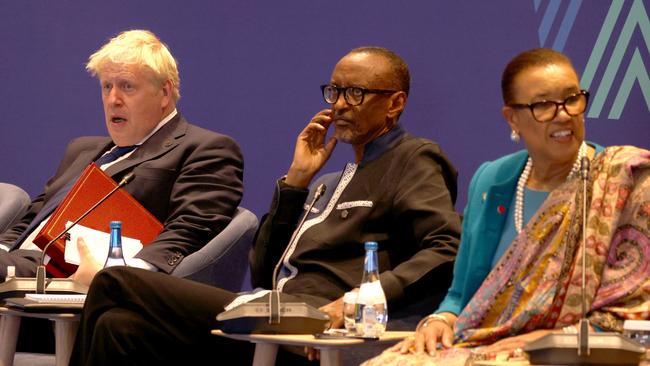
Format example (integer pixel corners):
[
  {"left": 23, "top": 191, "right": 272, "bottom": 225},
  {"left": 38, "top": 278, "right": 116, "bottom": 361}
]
[{"left": 251, "top": 125, "right": 461, "bottom": 306}]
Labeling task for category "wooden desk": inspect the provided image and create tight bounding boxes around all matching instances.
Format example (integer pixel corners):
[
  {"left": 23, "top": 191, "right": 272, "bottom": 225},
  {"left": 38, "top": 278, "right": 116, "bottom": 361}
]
[
  {"left": 212, "top": 330, "right": 411, "bottom": 366},
  {"left": 0, "top": 306, "right": 79, "bottom": 366}
]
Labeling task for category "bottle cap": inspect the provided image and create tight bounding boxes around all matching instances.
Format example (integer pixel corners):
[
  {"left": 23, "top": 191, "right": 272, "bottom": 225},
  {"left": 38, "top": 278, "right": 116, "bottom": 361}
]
[
  {"left": 364, "top": 241, "right": 378, "bottom": 250},
  {"left": 110, "top": 221, "right": 122, "bottom": 229},
  {"left": 343, "top": 291, "right": 358, "bottom": 304}
]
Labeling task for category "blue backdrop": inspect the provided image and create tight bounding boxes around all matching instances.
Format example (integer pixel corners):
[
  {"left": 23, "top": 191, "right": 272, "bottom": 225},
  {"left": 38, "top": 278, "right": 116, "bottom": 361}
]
[{"left": 0, "top": 0, "right": 647, "bottom": 217}]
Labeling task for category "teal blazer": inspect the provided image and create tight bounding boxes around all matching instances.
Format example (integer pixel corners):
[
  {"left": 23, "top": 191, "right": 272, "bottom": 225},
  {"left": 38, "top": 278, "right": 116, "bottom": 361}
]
[{"left": 436, "top": 143, "right": 604, "bottom": 315}]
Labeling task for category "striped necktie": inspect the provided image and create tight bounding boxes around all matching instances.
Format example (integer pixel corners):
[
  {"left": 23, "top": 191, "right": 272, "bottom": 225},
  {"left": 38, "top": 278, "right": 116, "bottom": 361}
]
[{"left": 94, "top": 145, "right": 138, "bottom": 166}]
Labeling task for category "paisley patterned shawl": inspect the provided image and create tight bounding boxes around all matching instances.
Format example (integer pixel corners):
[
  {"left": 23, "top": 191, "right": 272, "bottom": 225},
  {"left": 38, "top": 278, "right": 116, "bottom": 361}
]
[{"left": 454, "top": 145, "right": 650, "bottom": 346}]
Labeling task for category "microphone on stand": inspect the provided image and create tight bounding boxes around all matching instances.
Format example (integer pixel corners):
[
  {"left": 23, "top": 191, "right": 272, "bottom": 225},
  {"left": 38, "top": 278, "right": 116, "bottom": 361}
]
[
  {"left": 268, "top": 183, "right": 327, "bottom": 323},
  {"left": 524, "top": 157, "right": 645, "bottom": 365},
  {"left": 578, "top": 156, "right": 590, "bottom": 357},
  {"left": 217, "top": 184, "right": 330, "bottom": 334},
  {"left": 0, "top": 172, "right": 135, "bottom": 299}
]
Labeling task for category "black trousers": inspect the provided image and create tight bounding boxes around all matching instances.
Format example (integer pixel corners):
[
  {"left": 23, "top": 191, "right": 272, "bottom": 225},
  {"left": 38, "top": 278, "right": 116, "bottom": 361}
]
[
  {"left": 69, "top": 267, "right": 252, "bottom": 365},
  {"left": 0, "top": 249, "right": 40, "bottom": 280},
  {"left": 69, "top": 267, "right": 328, "bottom": 366}
]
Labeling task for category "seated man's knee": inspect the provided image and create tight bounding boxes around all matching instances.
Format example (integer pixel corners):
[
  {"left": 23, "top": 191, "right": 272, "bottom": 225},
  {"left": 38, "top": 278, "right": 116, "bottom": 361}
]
[
  {"left": 95, "top": 309, "right": 134, "bottom": 340},
  {"left": 92, "top": 266, "right": 140, "bottom": 288}
]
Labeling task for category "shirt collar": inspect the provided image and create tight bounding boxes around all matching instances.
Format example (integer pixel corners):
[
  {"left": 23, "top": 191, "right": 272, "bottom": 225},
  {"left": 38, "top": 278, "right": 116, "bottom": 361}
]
[
  {"left": 135, "top": 108, "right": 178, "bottom": 146},
  {"left": 360, "top": 124, "right": 407, "bottom": 164},
  {"left": 100, "top": 109, "right": 178, "bottom": 169}
]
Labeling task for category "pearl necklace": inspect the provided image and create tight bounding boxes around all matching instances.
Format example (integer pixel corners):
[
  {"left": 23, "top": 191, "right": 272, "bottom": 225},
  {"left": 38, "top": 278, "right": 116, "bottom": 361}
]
[{"left": 514, "top": 141, "right": 587, "bottom": 234}]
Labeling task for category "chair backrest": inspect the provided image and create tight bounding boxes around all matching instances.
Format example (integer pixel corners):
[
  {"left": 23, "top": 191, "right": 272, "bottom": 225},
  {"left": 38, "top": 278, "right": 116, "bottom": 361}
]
[
  {"left": 0, "top": 183, "right": 31, "bottom": 233},
  {"left": 171, "top": 207, "right": 258, "bottom": 292}
]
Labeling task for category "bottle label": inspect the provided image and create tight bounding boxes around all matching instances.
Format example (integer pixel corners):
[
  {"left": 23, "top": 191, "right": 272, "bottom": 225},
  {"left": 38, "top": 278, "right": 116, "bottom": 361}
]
[{"left": 357, "top": 280, "right": 386, "bottom": 305}]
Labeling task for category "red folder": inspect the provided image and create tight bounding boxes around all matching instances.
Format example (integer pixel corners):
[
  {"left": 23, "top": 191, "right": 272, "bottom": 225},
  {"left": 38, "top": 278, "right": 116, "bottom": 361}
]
[{"left": 34, "top": 163, "right": 163, "bottom": 277}]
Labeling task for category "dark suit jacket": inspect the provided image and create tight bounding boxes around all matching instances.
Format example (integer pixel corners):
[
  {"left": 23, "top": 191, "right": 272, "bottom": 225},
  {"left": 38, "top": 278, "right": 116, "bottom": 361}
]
[{"left": 0, "top": 113, "right": 244, "bottom": 274}]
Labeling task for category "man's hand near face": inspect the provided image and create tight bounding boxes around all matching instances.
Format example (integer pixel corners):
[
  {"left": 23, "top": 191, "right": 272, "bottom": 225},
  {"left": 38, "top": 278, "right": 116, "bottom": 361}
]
[{"left": 285, "top": 109, "right": 338, "bottom": 188}]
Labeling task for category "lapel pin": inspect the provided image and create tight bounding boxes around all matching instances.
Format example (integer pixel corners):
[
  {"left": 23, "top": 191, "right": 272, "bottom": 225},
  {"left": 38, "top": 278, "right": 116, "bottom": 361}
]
[{"left": 497, "top": 205, "right": 506, "bottom": 214}]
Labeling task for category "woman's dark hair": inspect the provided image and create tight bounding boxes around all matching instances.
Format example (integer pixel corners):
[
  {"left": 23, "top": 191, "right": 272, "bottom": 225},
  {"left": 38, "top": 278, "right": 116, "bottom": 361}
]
[{"left": 501, "top": 48, "right": 575, "bottom": 104}]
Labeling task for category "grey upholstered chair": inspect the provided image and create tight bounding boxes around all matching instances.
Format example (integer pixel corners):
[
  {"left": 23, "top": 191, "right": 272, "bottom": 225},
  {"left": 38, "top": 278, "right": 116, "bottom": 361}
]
[
  {"left": 0, "top": 184, "right": 53, "bottom": 366},
  {"left": 172, "top": 207, "right": 258, "bottom": 292},
  {"left": 12, "top": 207, "right": 258, "bottom": 366},
  {"left": 0, "top": 183, "right": 31, "bottom": 234}
]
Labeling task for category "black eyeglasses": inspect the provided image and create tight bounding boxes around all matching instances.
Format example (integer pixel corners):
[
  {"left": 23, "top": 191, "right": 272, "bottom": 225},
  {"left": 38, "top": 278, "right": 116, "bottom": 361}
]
[
  {"left": 508, "top": 90, "right": 590, "bottom": 122},
  {"left": 320, "top": 84, "right": 398, "bottom": 106}
]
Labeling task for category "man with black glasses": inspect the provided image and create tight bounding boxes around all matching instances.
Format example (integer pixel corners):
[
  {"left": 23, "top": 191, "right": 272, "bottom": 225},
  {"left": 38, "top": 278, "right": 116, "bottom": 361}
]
[{"left": 69, "top": 47, "right": 461, "bottom": 366}]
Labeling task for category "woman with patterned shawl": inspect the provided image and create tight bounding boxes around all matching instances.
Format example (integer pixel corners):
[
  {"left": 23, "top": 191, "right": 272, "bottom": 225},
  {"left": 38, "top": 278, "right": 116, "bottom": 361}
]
[{"left": 363, "top": 48, "right": 650, "bottom": 365}]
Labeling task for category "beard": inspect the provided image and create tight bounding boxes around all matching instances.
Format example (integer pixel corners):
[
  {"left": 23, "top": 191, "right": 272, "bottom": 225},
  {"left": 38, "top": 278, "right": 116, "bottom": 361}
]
[{"left": 333, "top": 124, "right": 359, "bottom": 145}]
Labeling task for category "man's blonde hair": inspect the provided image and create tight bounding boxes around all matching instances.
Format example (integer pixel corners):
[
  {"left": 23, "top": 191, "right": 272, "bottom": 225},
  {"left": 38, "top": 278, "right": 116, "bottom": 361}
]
[{"left": 86, "top": 30, "right": 180, "bottom": 101}]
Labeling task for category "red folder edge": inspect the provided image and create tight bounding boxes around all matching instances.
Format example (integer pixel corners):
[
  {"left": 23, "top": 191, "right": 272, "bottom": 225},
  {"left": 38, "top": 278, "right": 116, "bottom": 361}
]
[{"left": 34, "top": 163, "right": 163, "bottom": 277}]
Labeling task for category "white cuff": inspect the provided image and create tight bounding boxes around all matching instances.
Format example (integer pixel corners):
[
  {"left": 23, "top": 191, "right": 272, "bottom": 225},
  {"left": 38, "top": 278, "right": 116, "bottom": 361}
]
[{"left": 125, "top": 258, "right": 158, "bottom": 272}]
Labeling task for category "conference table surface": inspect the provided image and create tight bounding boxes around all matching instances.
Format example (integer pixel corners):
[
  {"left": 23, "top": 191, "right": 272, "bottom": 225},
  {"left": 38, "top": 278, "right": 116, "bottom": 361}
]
[
  {"left": 213, "top": 329, "right": 411, "bottom": 366},
  {"left": 214, "top": 328, "right": 650, "bottom": 366}
]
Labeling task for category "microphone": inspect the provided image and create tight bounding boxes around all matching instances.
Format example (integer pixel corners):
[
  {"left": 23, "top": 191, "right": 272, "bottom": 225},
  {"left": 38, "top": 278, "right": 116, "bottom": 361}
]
[
  {"left": 524, "top": 157, "right": 645, "bottom": 365},
  {"left": 267, "top": 184, "right": 326, "bottom": 323},
  {"left": 34, "top": 171, "right": 135, "bottom": 293},
  {"left": 0, "top": 171, "right": 135, "bottom": 298},
  {"left": 578, "top": 156, "right": 589, "bottom": 356},
  {"left": 217, "top": 183, "right": 330, "bottom": 334},
  {"left": 271, "top": 183, "right": 326, "bottom": 292}
]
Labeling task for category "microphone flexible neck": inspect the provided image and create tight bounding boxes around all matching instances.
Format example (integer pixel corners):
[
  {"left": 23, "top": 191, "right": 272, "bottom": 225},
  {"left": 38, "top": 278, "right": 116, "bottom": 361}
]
[
  {"left": 579, "top": 156, "right": 590, "bottom": 356},
  {"left": 580, "top": 156, "right": 590, "bottom": 318},
  {"left": 271, "top": 183, "right": 326, "bottom": 291}
]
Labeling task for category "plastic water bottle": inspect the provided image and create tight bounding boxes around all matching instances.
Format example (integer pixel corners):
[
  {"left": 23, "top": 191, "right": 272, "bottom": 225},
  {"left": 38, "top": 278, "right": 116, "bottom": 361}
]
[
  {"left": 104, "top": 221, "right": 127, "bottom": 268},
  {"left": 355, "top": 241, "right": 388, "bottom": 337}
]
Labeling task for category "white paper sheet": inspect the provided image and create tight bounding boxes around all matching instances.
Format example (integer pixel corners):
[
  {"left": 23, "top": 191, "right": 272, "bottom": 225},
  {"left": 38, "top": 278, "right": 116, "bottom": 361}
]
[{"left": 64, "top": 221, "right": 143, "bottom": 266}]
